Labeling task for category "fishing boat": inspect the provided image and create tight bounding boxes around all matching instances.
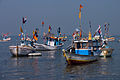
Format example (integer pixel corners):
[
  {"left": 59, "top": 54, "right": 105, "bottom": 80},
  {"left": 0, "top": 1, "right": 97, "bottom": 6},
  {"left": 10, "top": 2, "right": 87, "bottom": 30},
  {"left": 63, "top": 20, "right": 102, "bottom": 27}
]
[
  {"left": 9, "top": 33, "right": 36, "bottom": 57},
  {"left": 9, "top": 45, "right": 35, "bottom": 57},
  {"left": 99, "top": 39, "right": 114, "bottom": 57},
  {"left": 0, "top": 37, "right": 11, "bottom": 42},
  {"left": 35, "top": 36, "right": 64, "bottom": 51},
  {"left": 62, "top": 4, "right": 102, "bottom": 64},
  {"left": 100, "top": 48, "right": 114, "bottom": 57},
  {"left": 35, "top": 26, "right": 64, "bottom": 51},
  {"left": 9, "top": 19, "right": 37, "bottom": 57},
  {"left": 106, "top": 37, "right": 115, "bottom": 41},
  {"left": 0, "top": 33, "right": 11, "bottom": 42},
  {"left": 63, "top": 31, "right": 100, "bottom": 65},
  {"left": 63, "top": 40, "right": 99, "bottom": 64}
]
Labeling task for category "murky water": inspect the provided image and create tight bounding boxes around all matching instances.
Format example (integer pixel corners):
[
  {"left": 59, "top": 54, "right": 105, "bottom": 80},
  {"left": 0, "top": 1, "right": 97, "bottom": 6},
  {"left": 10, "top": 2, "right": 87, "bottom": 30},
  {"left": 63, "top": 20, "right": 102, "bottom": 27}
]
[{"left": 0, "top": 36, "right": 120, "bottom": 80}]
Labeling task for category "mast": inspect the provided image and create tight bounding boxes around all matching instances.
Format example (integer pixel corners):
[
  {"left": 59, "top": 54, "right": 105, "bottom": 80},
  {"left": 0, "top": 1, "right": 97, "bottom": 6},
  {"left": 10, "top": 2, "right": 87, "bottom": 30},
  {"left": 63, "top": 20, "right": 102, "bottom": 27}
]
[{"left": 79, "top": 4, "right": 83, "bottom": 39}]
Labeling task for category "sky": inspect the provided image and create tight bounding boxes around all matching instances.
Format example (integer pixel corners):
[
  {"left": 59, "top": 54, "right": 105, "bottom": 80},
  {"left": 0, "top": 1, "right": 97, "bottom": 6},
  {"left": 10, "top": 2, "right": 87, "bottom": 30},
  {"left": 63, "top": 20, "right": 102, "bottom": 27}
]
[{"left": 0, "top": 0, "right": 120, "bottom": 36}]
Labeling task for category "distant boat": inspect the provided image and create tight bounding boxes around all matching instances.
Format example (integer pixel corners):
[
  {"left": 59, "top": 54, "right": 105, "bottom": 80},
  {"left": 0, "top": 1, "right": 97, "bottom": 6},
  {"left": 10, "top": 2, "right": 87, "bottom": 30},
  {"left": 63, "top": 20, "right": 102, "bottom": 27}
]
[
  {"left": 0, "top": 33, "right": 11, "bottom": 42},
  {"left": 99, "top": 39, "right": 114, "bottom": 57},
  {"left": 100, "top": 48, "right": 114, "bottom": 57},
  {"left": 106, "top": 37, "right": 115, "bottom": 41},
  {"left": 0, "top": 37, "right": 11, "bottom": 42}
]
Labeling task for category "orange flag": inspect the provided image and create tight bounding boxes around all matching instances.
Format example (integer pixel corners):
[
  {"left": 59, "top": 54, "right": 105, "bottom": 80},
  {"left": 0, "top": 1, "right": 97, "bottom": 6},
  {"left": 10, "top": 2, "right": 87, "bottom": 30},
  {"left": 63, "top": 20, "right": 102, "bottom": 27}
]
[
  {"left": 80, "top": 4, "right": 83, "bottom": 11},
  {"left": 80, "top": 29, "right": 82, "bottom": 38},
  {"left": 33, "top": 30, "right": 38, "bottom": 41},
  {"left": 79, "top": 4, "right": 83, "bottom": 19},
  {"left": 20, "top": 26, "right": 23, "bottom": 33},
  {"left": 33, "top": 35, "right": 38, "bottom": 41}
]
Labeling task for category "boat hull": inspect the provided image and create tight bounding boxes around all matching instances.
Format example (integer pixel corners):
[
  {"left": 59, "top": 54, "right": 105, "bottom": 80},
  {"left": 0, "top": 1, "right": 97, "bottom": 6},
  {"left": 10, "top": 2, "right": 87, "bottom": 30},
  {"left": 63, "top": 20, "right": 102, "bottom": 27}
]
[
  {"left": 63, "top": 51, "right": 98, "bottom": 65},
  {"left": 9, "top": 46, "right": 34, "bottom": 57}
]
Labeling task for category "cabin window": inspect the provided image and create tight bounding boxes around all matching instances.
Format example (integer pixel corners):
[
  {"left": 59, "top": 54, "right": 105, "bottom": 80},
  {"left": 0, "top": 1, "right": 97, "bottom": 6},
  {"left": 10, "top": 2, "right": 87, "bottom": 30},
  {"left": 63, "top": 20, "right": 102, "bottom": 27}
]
[
  {"left": 77, "top": 42, "right": 80, "bottom": 49},
  {"left": 82, "top": 43, "right": 87, "bottom": 48}
]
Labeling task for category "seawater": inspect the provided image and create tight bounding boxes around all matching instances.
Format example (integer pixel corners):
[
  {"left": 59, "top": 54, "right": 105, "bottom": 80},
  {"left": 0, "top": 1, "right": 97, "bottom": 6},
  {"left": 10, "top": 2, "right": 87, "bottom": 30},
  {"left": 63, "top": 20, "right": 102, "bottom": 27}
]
[{"left": 0, "top": 36, "right": 120, "bottom": 80}]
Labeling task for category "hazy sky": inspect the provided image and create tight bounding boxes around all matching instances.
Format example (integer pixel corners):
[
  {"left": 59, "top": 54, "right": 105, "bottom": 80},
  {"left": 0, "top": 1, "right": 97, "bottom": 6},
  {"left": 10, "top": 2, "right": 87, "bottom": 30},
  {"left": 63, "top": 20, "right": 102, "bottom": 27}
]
[{"left": 0, "top": 0, "right": 120, "bottom": 36}]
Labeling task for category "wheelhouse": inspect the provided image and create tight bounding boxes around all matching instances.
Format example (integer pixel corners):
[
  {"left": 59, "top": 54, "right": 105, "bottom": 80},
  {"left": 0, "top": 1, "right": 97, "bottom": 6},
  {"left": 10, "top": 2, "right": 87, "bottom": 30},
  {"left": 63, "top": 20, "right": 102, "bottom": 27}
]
[{"left": 74, "top": 40, "right": 93, "bottom": 55}]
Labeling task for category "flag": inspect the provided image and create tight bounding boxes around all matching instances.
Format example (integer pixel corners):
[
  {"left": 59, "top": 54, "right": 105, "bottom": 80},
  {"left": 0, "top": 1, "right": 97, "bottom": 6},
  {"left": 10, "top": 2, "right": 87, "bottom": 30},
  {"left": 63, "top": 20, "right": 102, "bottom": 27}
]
[
  {"left": 79, "top": 12, "right": 81, "bottom": 19},
  {"left": 33, "top": 35, "right": 38, "bottom": 41},
  {"left": 98, "top": 25, "right": 101, "bottom": 35},
  {"left": 80, "top": 29, "right": 82, "bottom": 38},
  {"left": 42, "top": 21, "right": 44, "bottom": 27},
  {"left": 20, "top": 26, "right": 23, "bottom": 33},
  {"left": 23, "top": 16, "right": 27, "bottom": 24},
  {"left": 93, "top": 25, "right": 101, "bottom": 37},
  {"left": 33, "top": 30, "right": 38, "bottom": 41},
  {"left": 79, "top": 4, "right": 83, "bottom": 19},
  {"left": 48, "top": 25, "right": 51, "bottom": 32}
]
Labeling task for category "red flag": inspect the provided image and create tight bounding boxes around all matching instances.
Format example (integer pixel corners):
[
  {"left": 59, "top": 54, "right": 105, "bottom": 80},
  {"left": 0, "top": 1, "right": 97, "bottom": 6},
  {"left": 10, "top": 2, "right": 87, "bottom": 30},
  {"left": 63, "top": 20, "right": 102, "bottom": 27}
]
[
  {"left": 98, "top": 25, "right": 101, "bottom": 35},
  {"left": 79, "top": 4, "right": 83, "bottom": 11},
  {"left": 42, "top": 21, "right": 44, "bottom": 27}
]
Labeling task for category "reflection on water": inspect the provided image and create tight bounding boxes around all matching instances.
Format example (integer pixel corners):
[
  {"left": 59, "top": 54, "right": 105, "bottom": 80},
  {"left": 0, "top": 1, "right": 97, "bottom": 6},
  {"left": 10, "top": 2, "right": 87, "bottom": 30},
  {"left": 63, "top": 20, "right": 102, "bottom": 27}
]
[
  {"left": 64, "top": 56, "right": 119, "bottom": 80},
  {"left": 41, "top": 51, "right": 56, "bottom": 59}
]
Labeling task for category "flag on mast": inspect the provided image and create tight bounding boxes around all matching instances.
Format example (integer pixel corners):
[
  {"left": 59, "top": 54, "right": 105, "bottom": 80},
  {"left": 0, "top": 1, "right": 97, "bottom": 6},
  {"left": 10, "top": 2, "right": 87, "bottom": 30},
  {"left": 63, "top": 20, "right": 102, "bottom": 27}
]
[
  {"left": 20, "top": 26, "right": 23, "bottom": 33},
  {"left": 33, "top": 30, "right": 38, "bottom": 41},
  {"left": 22, "top": 16, "right": 27, "bottom": 24},
  {"left": 48, "top": 25, "right": 51, "bottom": 33},
  {"left": 79, "top": 4, "right": 83, "bottom": 19},
  {"left": 42, "top": 21, "right": 44, "bottom": 27}
]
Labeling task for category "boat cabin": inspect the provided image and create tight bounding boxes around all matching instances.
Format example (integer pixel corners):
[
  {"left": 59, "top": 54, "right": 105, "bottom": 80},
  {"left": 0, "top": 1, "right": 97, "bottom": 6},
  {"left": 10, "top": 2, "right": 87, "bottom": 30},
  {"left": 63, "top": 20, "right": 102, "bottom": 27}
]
[
  {"left": 74, "top": 40, "right": 93, "bottom": 55},
  {"left": 46, "top": 37, "right": 62, "bottom": 46}
]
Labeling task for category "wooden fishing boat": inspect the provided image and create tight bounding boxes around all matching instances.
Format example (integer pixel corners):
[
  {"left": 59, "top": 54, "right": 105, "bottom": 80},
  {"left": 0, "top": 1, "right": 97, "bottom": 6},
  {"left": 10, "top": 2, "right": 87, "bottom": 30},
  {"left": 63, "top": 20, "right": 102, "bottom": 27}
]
[
  {"left": 9, "top": 33, "right": 36, "bottom": 57},
  {"left": 63, "top": 39, "right": 99, "bottom": 65},
  {"left": 9, "top": 45, "right": 35, "bottom": 57},
  {"left": 99, "top": 38, "right": 114, "bottom": 57},
  {"left": 63, "top": 50, "right": 98, "bottom": 64},
  {"left": 35, "top": 36, "right": 64, "bottom": 51},
  {"left": 62, "top": 31, "right": 101, "bottom": 65},
  {"left": 34, "top": 43, "right": 57, "bottom": 51},
  {"left": 34, "top": 41, "right": 63, "bottom": 51}
]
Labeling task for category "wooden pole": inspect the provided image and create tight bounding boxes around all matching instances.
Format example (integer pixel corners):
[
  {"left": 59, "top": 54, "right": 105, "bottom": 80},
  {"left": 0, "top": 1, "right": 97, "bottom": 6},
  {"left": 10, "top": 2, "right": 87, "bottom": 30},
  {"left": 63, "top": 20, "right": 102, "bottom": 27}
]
[{"left": 16, "top": 44, "right": 18, "bottom": 57}]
